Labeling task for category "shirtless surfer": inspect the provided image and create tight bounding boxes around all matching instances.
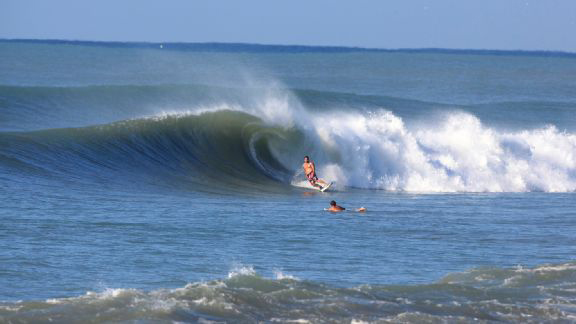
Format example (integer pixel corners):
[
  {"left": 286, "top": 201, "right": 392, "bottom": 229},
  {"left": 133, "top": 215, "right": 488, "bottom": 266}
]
[
  {"left": 327, "top": 200, "right": 367, "bottom": 213},
  {"left": 327, "top": 200, "right": 345, "bottom": 212},
  {"left": 303, "top": 156, "right": 329, "bottom": 190}
]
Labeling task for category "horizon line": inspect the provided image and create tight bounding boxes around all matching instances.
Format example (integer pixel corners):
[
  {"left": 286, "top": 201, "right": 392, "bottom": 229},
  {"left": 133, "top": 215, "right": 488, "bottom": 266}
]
[{"left": 2, "top": 38, "right": 575, "bottom": 58}]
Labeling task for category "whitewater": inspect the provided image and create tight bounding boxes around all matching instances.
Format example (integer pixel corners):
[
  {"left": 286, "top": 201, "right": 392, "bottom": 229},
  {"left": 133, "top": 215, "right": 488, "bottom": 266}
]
[{"left": 1, "top": 40, "right": 575, "bottom": 322}]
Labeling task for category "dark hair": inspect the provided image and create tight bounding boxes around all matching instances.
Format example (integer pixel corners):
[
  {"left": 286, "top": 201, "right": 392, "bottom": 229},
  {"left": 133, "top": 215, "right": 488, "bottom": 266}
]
[
  {"left": 304, "top": 155, "right": 309, "bottom": 159},
  {"left": 330, "top": 200, "right": 336, "bottom": 206}
]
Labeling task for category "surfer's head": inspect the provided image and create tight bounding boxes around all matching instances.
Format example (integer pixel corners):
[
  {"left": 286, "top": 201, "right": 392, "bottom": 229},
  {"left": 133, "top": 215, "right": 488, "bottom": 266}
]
[
  {"left": 304, "top": 156, "right": 310, "bottom": 163},
  {"left": 330, "top": 200, "right": 336, "bottom": 206}
]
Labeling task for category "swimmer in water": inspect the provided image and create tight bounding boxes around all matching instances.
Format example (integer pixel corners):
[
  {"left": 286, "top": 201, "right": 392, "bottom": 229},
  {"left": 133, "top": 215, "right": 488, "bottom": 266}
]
[
  {"left": 327, "top": 200, "right": 345, "bottom": 212},
  {"left": 326, "top": 200, "right": 367, "bottom": 213}
]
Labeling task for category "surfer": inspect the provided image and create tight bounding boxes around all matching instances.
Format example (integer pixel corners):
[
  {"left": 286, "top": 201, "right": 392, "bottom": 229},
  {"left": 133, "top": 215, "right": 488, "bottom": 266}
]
[
  {"left": 327, "top": 200, "right": 345, "bottom": 212},
  {"left": 326, "top": 201, "right": 367, "bottom": 213},
  {"left": 303, "top": 156, "right": 329, "bottom": 189}
]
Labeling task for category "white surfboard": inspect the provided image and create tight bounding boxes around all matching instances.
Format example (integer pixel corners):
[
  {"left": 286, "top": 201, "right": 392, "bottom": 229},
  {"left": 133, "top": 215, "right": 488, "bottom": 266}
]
[
  {"left": 320, "top": 182, "right": 332, "bottom": 192},
  {"left": 292, "top": 180, "right": 333, "bottom": 192}
]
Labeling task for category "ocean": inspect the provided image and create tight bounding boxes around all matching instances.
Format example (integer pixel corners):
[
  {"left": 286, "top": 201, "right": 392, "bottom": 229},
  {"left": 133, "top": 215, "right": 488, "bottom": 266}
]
[{"left": 0, "top": 40, "right": 575, "bottom": 323}]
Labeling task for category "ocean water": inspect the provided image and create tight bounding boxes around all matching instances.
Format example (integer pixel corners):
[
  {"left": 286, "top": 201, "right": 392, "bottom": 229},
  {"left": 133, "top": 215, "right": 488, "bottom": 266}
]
[{"left": 1, "top": 40, "right": 576, "bottom": 323}]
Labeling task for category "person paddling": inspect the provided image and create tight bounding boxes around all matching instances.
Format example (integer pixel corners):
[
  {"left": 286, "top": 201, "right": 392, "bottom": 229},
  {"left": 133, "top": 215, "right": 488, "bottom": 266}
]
[
  {"left": 327, "top": 200, "right": 345, "bottom": 212},
  {"left": 326, "top": 200, "right": 367, "bottom": 213}
]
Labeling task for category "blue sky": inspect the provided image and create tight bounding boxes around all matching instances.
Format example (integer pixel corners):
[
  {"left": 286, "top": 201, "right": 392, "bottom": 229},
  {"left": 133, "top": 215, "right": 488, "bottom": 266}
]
[{"left": 1, "top": 0, "right": 575, "bottom": 52}]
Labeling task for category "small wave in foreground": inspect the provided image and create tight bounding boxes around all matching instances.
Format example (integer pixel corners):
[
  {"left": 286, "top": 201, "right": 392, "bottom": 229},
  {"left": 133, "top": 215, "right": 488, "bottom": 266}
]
[{"left": 1, "top": 262, "right": 575, "bottom": 323}]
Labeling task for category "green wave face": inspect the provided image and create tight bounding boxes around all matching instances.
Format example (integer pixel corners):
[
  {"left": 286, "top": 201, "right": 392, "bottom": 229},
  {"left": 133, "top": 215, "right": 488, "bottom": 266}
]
[{"left": 0, "top": 111, "right": 306, "bottom": 193}]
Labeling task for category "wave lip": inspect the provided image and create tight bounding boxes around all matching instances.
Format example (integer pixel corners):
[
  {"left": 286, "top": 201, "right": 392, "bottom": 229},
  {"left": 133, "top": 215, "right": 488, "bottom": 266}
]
[{"left": 1, "top": 262, "right": 576, "bottom": 323}]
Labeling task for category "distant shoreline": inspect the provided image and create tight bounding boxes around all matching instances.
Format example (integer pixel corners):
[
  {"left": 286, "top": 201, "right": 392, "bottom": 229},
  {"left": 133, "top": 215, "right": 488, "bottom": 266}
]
[{"left": 1, "top": 38, "right": 575, "bottom": 58}]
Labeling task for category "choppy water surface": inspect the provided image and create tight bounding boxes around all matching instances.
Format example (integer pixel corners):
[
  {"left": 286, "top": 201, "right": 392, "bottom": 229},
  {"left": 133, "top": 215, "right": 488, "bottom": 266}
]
[{"left": 1, "top": 40, "right": 575, "bottom": 322}]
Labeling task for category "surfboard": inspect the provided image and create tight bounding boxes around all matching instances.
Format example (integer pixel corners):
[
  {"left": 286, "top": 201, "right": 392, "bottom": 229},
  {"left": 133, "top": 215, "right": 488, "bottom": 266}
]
[
  {"left": 292, "top": 180, "right": 333, "bottom": 192},
  {"left": 320, "top": 182, "right": 332, "bottom": 192}
]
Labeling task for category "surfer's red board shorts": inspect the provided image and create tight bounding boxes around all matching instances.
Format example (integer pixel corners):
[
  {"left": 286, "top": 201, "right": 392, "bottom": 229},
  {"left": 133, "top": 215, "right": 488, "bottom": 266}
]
[{"left": 307, "top": 172, "right": 318, "bottom": 184}]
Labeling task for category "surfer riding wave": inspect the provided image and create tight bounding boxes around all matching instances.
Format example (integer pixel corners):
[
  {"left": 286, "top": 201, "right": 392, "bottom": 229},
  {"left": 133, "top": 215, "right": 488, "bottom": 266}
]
[{"left": 302, "top": 156, "right": 330, "bottom": 190}]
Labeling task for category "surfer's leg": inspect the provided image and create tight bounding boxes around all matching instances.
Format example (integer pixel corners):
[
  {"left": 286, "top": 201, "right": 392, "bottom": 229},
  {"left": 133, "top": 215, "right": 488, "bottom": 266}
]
[
  {"left": 314, "top": 177, "right": 325, "bottom": 189},
  {"left": 307, "top": 174, "right": 323, "bottom": 189},
  {"left": 311, "top": 180, "right": 323, "bottom": 189}
]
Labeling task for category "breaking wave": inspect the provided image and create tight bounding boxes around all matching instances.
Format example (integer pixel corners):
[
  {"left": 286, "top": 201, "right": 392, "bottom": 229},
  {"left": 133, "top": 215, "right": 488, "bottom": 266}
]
[
  {"left": 1, "top": 262, "right": 576, "bottom": 323},
  {"left": 0, "top": 84, "right": 575, "bottom": 193}
]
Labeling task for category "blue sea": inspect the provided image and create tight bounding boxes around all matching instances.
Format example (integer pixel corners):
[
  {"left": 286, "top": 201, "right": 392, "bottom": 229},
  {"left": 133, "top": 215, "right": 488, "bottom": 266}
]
[{"left": 1, "top": 40, "right": 576, "bottom": 323}]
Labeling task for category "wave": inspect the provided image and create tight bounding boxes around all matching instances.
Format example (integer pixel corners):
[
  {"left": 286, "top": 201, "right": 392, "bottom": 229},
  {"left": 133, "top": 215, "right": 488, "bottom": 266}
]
[
  {"left": 1, "top": 85, "right": 575, "bottom": 193},
  {"left": 2, "top": 262, "right": 575, "bottom": 323}
]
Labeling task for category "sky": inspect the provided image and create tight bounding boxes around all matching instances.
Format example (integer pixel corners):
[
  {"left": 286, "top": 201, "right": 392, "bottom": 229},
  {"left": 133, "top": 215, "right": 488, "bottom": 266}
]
[{"left": 1, "top": 0, "right": 575, "bottom": 52}]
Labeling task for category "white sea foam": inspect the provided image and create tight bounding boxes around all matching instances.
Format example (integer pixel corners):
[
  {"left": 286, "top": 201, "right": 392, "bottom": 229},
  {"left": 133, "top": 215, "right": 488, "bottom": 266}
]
[
  {"left": 273, "top": 269, "right": 299, "bottom": 280},
  {"left": 227, "top": 264, "right": 257, "bottom": 278},
  {"left": 0, "top": 305, "right": 23, "bottom": 311},
  {"left": 514, "top": 263, "right": 576, "bottom": 273},
  {"left": 305, "top": 110, "right": 576, "bottom": 192},
  {"left": 271, "top": 318, "right": 311, "bottom": 323},
  {"left": 285, "top": 106, "right": 575, "bottom": 192}
]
